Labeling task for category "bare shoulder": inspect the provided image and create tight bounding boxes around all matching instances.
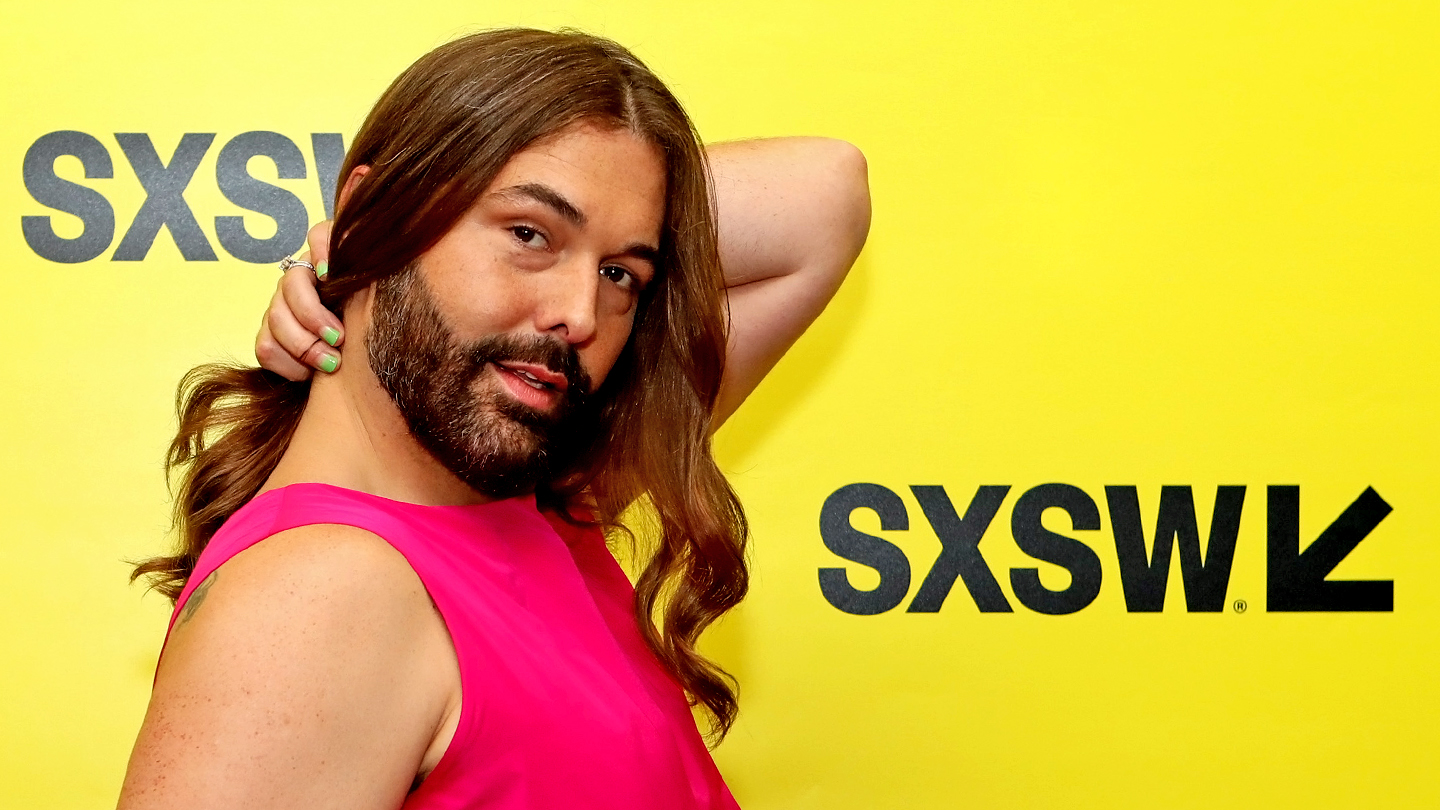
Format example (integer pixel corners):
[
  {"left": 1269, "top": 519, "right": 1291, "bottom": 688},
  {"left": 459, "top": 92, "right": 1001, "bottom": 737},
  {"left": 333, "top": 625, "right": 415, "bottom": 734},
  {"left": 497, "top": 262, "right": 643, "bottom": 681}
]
[
  {"left": 165, "top": 523, "right": 440, "bottom": 665},
  {"left": 121, "top": 524, "right": 456, "bottom": 810},
  {"left": 181, "top": 522, "right": 430, "bottom": 620}
]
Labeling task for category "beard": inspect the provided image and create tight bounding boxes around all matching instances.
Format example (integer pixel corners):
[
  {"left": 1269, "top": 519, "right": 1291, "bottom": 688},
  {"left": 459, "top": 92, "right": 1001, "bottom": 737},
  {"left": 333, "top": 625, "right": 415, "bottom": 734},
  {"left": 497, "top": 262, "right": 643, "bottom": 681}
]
[{"left": 365, "top": 266, "right": 595, "bottom": 499}]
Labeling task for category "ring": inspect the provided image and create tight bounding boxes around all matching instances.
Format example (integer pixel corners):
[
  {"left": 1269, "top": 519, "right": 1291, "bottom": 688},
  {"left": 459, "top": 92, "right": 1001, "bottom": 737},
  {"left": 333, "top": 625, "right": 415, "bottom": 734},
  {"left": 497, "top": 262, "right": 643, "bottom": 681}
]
[{"left": 278, "top": 255, "right": 316, "bottom": 273}]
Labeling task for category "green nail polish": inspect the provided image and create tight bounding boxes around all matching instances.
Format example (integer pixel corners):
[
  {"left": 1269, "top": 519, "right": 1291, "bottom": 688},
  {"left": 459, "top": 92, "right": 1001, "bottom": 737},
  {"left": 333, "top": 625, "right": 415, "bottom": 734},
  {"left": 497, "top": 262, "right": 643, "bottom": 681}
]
[
  {"left": 321, "top": 326, "right": 341, "bottom": 347},
  {"left": 318, "top": 354, "right": 339, "bottom": 373},
  {"left": 316, "top": 260, "right": 328, "bottom": 280}
]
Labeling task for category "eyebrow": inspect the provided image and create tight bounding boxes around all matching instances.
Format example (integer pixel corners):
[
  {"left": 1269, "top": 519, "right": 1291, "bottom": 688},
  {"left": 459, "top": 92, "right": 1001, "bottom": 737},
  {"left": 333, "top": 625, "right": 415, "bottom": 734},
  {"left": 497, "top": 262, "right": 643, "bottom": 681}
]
[
  {"left": 495, "top": 181, "right": 662, "bottom": 267},
  {"left": 620, "top": 241, "right": 661, "bottom": 267},
  {"left": 496, "top": 182, "right": 587, "bottom": 228}
]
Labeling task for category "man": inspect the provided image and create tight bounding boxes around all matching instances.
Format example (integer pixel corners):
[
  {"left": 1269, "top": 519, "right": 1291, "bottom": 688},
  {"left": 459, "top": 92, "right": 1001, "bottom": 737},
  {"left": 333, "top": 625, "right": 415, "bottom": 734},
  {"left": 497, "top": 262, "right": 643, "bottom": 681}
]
[{"left": 121, "top": 28, "right": 868, "bottom": 809}]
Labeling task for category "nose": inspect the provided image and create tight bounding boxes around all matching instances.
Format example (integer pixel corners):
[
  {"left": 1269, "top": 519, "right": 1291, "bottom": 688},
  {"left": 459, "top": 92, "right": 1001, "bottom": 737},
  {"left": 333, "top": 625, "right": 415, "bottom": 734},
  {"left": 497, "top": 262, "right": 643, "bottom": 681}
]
[{"left": 534, "top": 256, "right": 600, "bottom": 346}]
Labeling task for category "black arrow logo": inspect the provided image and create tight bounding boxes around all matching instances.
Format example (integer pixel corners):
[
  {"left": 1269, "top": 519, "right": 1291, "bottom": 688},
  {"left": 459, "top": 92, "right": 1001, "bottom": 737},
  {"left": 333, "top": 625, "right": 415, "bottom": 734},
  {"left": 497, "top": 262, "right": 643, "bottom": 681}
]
[{"left": 1267, "top": 486, "right": 1393, "bottom": 612}]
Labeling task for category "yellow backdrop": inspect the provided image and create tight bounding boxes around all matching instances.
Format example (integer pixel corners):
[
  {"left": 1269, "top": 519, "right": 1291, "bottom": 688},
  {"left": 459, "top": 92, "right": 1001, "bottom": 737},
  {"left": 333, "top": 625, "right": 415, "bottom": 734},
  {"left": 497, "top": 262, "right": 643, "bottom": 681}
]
[{"left": 3, "top": 1, "right": 1436, "bottom": 808}]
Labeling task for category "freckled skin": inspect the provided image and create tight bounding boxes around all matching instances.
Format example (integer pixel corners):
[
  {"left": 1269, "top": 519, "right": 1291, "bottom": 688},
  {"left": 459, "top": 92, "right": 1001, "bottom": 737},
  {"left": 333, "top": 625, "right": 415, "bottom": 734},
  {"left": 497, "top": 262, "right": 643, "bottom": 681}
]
[
  {"left": 175, "top": 572, "right": 216, "bottom": 627},
  {"left": 119, "top": 125, "right": 673, "bottom": 810},
  {"left": 133, "top": 118, "right": 872, "bottom": 807},
  {"left": 400, "top": 123, "right": 666, "bottom": 392}
]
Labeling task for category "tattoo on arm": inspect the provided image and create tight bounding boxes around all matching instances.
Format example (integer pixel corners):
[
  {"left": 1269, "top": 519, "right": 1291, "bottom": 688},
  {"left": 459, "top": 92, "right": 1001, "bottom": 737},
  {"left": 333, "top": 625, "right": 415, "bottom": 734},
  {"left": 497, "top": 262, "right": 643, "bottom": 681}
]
[{"left": 177, "top": 571, "right": 218, "bottom": 627}]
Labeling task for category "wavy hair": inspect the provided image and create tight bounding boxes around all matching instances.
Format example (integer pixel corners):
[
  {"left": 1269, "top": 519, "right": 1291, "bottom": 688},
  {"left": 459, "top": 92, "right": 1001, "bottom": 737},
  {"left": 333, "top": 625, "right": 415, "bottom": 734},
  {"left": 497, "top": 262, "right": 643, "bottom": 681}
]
[{"left": 133, "top": 28, "right": 748, "bottom": 741}]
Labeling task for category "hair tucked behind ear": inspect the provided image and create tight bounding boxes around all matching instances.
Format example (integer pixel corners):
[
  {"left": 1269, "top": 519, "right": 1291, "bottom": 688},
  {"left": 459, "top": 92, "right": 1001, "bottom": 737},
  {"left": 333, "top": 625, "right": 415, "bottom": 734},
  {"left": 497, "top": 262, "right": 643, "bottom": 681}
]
[{"left": 134, "top": 27, "right": 749, "bottom": 743}]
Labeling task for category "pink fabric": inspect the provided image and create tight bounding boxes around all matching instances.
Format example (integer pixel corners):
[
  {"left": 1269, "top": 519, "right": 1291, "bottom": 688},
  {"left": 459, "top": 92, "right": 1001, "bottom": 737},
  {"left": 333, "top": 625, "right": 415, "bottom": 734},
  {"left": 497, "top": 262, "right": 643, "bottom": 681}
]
[{"left": 167, "top": 483, "right": 739, "bottom": 810}]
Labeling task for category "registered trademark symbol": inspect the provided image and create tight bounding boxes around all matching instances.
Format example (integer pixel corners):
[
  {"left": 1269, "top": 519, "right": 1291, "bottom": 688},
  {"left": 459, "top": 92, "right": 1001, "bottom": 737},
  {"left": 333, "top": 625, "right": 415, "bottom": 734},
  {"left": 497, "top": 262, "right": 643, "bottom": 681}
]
[{"left": 1233, "top": 599, "right": 1248, "bottom": 614}]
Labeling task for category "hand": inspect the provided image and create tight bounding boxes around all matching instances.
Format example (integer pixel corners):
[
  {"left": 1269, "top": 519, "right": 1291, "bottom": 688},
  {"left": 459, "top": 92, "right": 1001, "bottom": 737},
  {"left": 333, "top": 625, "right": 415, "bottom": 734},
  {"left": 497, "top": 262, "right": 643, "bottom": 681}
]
[{"left": 256, "top": 221, "right": 345, "bottom": 380}]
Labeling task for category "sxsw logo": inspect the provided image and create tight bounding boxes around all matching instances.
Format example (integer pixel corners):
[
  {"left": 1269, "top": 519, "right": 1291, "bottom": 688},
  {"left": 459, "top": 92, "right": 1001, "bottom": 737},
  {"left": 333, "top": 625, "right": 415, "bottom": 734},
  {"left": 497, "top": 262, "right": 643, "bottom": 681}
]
[
  {"left": 818, "top": 484, "right": 1393, "bottom": 615},
  {"left": 20, "top": 130, "right": 345, "bottom": 264}
]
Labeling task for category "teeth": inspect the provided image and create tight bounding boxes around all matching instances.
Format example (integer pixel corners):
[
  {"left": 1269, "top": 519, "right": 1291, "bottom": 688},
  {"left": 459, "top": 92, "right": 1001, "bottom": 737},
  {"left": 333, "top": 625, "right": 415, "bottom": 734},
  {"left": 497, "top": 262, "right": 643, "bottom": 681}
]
[{"left": 505, "top": 366, "right": 547, "bottom": 389}]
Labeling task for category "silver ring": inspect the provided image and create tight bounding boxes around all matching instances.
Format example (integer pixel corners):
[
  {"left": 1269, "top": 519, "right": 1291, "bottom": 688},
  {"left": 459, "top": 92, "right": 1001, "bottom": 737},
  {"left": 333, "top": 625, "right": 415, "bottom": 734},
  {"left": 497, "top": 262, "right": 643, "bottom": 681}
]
[{"left": 278, "top": 255, "right": 316, "bottom": 273}]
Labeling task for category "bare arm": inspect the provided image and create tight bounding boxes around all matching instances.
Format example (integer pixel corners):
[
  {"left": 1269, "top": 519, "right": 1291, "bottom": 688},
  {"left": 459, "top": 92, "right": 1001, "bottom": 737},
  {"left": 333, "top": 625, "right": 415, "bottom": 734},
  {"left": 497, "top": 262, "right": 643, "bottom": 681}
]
[
  {"left": 257, "top": 138, "right": 871, "bottom": 426},
  {"left": 118, "top": 526, "right": 459, "bottom": 810},
  {"left": 706, "top": 138, "right": 870, "bottom": 424}
]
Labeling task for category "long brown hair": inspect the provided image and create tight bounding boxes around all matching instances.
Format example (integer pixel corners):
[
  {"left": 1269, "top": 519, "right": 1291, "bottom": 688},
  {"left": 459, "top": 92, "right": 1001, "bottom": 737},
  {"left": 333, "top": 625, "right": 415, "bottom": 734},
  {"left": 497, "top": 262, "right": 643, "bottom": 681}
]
[{"left": 134, "top": 28, "right": 749, "bottom": 740}]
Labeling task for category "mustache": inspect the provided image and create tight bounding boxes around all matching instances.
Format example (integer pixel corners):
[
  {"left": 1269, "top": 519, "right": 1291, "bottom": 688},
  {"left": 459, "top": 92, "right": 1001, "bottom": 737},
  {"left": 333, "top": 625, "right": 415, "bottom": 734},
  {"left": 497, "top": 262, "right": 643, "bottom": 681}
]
[{"left": 461, "top": 333, "right": 592, "bottom": 401}]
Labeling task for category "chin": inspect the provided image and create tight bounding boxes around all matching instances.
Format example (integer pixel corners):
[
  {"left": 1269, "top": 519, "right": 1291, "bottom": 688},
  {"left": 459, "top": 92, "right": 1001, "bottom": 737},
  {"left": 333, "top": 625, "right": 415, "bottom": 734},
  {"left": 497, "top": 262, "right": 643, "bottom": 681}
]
[{"left": 434, "top": 407, "right": 553, "bottom": 499}]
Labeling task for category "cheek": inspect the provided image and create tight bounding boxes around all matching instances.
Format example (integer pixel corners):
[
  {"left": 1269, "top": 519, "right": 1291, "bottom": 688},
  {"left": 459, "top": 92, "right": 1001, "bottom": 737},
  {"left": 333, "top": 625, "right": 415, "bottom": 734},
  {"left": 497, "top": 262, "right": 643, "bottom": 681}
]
[
  {"left": 445, "top": 270, "right": 533, "bottom": 333},
  {"left": 421, "top": 230, "right": 538, "bottom": 329}
]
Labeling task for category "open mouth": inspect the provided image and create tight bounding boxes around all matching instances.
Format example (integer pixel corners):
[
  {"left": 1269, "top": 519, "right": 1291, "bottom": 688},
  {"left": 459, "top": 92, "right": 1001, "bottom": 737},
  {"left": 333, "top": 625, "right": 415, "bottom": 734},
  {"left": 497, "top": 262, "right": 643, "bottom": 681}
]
[
  {"left": 494, "top": 361, "right": 567, "bottom": 392},
  {"left": 501, "top": 366, "right": 550, "bottom": 389},
  {"left": 490, "top": 361, "right": 570, "bottom": 415}
]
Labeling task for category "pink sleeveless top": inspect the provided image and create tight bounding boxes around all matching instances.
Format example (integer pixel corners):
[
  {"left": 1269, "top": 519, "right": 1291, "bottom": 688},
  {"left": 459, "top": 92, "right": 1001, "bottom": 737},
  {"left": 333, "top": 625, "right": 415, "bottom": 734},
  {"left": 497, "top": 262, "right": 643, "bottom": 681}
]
[{"left": 166, "top": 483, "right": 739, "bottom": 810}]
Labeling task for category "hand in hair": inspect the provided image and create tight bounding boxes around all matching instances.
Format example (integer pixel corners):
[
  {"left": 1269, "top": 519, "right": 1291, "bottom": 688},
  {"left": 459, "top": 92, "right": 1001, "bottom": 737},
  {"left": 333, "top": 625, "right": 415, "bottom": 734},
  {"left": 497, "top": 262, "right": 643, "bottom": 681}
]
[
  {"left": 255, "top": 221, "right": 346, "bottom": 381},
  {"left": 254, "top": 138, "right": 871, "bottom": 427}
]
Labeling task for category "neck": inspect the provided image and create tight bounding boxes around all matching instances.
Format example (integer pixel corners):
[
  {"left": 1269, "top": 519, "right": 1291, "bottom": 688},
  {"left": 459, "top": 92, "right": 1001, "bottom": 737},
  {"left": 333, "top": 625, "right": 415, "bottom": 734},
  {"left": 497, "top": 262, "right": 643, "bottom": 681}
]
[{"left": 261, "top": 348, "right": 491, "bottom": 507}]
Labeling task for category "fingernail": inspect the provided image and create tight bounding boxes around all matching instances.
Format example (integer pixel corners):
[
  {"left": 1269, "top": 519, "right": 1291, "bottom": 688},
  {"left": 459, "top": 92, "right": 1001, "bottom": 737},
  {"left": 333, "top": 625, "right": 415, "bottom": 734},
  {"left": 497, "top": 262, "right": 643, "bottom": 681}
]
[
  {"left": 316, "top": 260, "right": 328, "bottom": 280},
  {"left": 318, "top": 354, "right": 340, "bottom": 373},
  {"left": 321, "top": 326, "right": 341, "bottom": 347}
]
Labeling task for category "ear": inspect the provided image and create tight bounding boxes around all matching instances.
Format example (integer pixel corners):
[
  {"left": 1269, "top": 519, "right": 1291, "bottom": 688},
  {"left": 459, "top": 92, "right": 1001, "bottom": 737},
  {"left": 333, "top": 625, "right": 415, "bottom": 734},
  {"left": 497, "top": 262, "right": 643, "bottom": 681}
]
[{"left": 336, "top": 165, "right": 371, "bottom": 216}]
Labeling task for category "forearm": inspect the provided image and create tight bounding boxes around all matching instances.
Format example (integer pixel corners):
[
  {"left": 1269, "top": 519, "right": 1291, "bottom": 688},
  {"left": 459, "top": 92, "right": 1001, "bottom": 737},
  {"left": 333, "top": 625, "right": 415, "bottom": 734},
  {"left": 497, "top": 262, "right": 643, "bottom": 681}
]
[
  {"left": 707, "top": 137, "right": 871, "bottom": 290},
  {"left": 704, "top": 137, "right": 871, "bottom": 424}
]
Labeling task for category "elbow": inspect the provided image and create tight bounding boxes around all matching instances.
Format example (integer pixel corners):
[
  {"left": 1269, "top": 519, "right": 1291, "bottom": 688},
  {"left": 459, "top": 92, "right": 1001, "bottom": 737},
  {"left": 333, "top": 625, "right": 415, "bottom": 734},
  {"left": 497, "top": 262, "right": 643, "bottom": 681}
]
[{"left": 824, "top": 139, "right": 871, "bottom": 263}]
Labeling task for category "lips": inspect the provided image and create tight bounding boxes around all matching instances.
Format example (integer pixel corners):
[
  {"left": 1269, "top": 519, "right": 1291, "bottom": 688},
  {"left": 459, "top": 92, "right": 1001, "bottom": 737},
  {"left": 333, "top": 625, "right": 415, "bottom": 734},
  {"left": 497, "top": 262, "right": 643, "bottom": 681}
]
[
  {"left": 489, "top": 361, "right": 570, "bottom": 414},
  {"left": 494, "top": 361, "right": 568, "bottom": 393}
]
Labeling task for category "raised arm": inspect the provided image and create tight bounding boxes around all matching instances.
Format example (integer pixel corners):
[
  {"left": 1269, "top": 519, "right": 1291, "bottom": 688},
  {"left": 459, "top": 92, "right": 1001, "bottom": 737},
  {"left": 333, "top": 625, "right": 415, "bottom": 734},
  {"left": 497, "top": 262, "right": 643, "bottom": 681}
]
[
  {"left": 707, "top": 138, "right": 870, "bottom": 424},
  {"left": 257, "top": 138, "right": 871, "bottom": 426}
]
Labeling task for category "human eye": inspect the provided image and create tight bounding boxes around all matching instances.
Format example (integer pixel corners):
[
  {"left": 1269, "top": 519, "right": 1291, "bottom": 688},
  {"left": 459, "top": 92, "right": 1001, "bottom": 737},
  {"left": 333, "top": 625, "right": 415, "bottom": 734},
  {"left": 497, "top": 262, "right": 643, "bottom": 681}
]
[
  {"left": 599, "top": 264, "right": 641, "bottom": 291},
  {"left": 508, "top": 225, "right": 549, "bottom": 249}
]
